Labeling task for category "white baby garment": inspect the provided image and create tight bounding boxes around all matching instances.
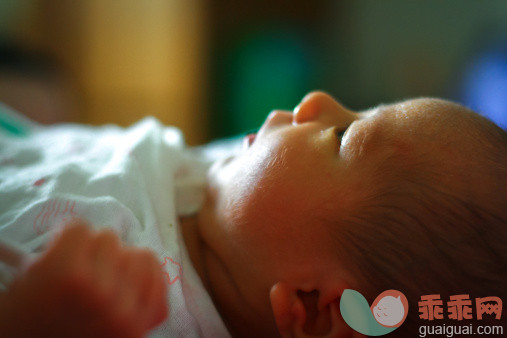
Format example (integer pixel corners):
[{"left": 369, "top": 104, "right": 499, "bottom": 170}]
[{"left": 0, "top": 107, "right": 230, "bottom": 337}]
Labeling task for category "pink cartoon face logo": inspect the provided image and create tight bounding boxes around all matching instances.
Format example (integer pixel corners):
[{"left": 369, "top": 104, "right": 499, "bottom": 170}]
[{"left": 371, "top": 290, "right": 409, "bottom": 327}]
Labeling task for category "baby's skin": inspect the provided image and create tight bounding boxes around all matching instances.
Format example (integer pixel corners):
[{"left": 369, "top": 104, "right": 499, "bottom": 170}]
[
  {"left": 1, "top": 91, "right": 503, "bottom": 338},
  {"left": 0, "top": 220, "right": 167, "bottom": 337},
  {"left": 185, "top": 91, "right": 503, "bottom": 337}
]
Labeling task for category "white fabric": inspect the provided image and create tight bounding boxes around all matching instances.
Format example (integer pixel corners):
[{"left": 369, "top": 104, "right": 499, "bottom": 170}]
[{"left": 0, "top": 112, "right": 230, "bottom": 337}]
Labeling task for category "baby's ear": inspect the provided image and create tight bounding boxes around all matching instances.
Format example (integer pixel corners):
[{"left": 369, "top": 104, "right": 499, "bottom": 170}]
[{"left": 270, "top": 282, "right": 364, "bottom": 338}]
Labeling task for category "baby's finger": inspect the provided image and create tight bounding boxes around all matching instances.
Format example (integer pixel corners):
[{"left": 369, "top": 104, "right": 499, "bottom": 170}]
[
  {"left": 39, "top": 219, "right": 92, "bottom": 269},
  {"left": 116, "top": 250, "right": 146, "bottom": 314},
  {"left": 90, "top": 250, "right": 138, "bottom": 337},
  {"left": 147, "top": 266, "right": 168, "bottom": 329},
  {"left": 137, "top": 252, "right": 168, "bottom": 329},
  {"left": 89, "top": 229, "right": 121, "bottom": 303},
  {"left": 90, "top": 229, "right": 121, "bottom": 271},
  {"left": 127, "top": 249, "right": 159, "bottom": 307},
  {"left": 106, "top": 249, "right": 160, "bottom": 337}
]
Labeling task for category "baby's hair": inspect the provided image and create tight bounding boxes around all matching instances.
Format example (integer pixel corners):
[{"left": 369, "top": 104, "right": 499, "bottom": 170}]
[{"left": 331, "top": 108, "right": 507, "bottom": 336}]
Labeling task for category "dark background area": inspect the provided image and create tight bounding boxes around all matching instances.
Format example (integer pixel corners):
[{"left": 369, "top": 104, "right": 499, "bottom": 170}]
[
  {"left": 1, "top": 0, "right": 506, "bottom": 143},
  {"left": 208, "top": 0, "right": 507, "bottom": 137}
]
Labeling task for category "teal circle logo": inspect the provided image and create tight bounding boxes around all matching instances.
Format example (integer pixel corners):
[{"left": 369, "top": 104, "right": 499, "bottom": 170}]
[{"left": 340, "top": 289, "right": 409, "bottom": 336}]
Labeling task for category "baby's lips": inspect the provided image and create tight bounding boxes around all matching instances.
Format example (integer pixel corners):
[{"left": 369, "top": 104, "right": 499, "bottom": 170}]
[
  {"left": 246, "top": 133, "right": 256, "bottom": 146},
  {"left": 243, "top": 133, "right": 257, "bottom": 149}
]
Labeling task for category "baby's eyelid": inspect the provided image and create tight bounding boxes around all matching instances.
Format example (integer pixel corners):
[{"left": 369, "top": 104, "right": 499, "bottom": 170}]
[{"left": 333, "top": 126, "right": 348, "bottom": 141}]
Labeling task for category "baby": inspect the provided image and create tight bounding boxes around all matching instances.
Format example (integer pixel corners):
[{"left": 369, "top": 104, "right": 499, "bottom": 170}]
[
  {"left": 0, "top": 92, "right": 506, "bottom": 337},
  {"left": 192, "top": 92, "right": 506, "bottom": 337}
]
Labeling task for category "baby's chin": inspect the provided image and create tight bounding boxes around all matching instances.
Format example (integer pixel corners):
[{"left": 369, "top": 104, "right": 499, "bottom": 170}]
[{"left": 207, "top": 155, "right": 235, "bottom": 184}]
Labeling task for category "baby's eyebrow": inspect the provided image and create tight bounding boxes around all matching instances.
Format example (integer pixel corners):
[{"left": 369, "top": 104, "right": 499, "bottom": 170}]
[
  {"left": 372, "top": 105, "right": 394, "bottom": 118},
  {"left": 373, "top": 105, "right": 412, "bottom": 126},
  {"left": 359, "top": 105, "right": 389, "bottom": 120}
]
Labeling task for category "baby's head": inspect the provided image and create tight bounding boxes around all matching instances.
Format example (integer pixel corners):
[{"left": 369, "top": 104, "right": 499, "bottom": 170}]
[{"left": 197, "top": 92, "right": 507, "bottom": 337}]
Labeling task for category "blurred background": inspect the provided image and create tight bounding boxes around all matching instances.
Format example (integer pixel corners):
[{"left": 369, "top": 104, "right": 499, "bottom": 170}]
[{"left": 0, "top": 0, "right": 506, "bottom": 145}]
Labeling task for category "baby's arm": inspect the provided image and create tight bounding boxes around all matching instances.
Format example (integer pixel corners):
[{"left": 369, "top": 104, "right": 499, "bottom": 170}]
[{"left": 0, "top": 220, "right": 167, "bottom": 337}]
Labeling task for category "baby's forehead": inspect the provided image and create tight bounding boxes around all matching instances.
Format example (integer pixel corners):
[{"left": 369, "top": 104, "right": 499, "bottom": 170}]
[
  {"left": 347, "top": 99, "right": 481, "bottom": 172},
  {"left": 382, "top": 98, "right": 479, "bottom": 130},
  {"left": 366, "top": 98, "right": 503, "bottom": 178},
  {"left": 366, "top": 98, "right": 485, "bottom": 149}
]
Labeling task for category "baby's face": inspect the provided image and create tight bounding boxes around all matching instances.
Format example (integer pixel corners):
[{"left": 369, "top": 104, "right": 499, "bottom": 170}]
[{"left": 198, "top": 92, "right": 481, "bottom": 314}]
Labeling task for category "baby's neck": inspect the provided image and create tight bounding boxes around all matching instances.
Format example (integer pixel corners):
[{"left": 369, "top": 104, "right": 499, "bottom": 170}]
[
  {"left": 179, "top": 215, "right": 273, "bottom": 336},
  {"left": 179, "top": 215, "right": 209, "bottom": 289}
]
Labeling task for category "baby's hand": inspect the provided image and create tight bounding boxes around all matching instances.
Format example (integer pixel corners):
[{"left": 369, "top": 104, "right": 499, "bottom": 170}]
[{"left": 0, "top": 219, "right": 168, "bottom": 337}]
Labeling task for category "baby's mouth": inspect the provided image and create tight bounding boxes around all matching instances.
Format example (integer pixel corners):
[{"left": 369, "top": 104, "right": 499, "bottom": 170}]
[{"left": 243, "top": 132, "right": 257, "bottom": 149}]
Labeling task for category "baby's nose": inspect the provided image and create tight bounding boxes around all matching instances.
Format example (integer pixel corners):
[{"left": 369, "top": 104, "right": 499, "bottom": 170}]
[{"left": 293, "top": 91, "right": 353, "bottom": 125}]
